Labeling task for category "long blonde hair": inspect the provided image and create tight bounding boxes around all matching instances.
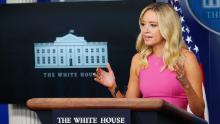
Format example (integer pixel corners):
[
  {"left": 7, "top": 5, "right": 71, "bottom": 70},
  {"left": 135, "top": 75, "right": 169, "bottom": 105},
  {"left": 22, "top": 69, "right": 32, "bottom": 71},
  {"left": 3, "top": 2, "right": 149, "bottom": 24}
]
[{"left": 136, "top": 2, "right": 187, "bottom": 71}]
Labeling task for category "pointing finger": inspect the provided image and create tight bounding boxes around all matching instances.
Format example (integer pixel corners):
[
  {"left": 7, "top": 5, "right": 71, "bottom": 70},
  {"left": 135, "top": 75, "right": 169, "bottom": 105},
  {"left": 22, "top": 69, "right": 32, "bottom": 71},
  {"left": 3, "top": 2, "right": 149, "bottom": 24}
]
[{"left": 106, "top": 63, "right": 112, "bottom": 72}]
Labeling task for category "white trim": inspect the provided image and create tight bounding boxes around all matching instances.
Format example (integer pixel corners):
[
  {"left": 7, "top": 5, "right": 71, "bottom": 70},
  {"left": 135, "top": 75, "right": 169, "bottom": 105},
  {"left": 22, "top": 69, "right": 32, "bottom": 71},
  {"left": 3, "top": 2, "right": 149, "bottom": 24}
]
[{"left": 9, "top": 104, "right": 41, "bottom": 124}]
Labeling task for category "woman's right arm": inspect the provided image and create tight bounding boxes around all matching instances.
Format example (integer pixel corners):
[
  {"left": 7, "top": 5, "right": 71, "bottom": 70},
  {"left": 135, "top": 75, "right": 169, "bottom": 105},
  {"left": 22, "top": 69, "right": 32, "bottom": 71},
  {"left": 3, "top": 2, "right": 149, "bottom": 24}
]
[
  {"left": 93, "top": 53, "right": 141, "bottom": 98},
  {"left": 125, "top": 53, "right": 141, "bottom": 98}
]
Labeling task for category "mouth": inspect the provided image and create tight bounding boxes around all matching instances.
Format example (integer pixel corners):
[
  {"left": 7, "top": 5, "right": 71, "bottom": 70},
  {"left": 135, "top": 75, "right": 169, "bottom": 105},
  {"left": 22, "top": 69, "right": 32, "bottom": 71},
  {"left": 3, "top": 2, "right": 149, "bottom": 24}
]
[{"left": 143, "top": 35, "right": 153, "bottom": 41}]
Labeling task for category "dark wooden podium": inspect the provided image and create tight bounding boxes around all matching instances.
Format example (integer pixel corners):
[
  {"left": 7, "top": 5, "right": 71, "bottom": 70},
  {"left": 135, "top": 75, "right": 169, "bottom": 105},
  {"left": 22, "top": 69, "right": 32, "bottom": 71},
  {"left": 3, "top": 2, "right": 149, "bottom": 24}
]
[{"left": 27, "top": 98, "right": 207, "bottom": 124}]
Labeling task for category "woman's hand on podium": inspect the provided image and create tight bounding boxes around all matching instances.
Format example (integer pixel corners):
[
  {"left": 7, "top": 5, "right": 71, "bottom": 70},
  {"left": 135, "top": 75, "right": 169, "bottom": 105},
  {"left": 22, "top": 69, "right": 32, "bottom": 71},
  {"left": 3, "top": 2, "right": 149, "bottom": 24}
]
[{"left": 93, "top": 63, "right": 116, "bottom": 90}]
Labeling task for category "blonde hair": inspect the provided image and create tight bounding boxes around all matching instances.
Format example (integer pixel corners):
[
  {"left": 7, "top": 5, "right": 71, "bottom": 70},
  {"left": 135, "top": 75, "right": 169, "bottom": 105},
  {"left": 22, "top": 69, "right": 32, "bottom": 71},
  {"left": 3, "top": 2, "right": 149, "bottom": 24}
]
[{"left": 136, "top": 2, "right": 187, "bottom": 72}]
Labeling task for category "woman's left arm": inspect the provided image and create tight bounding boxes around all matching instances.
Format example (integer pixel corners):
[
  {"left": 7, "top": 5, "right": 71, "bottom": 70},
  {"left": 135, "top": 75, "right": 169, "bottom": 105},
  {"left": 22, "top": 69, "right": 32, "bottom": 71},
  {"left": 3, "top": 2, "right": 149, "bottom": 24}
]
[{"left": 174, "top": 51, "right": 205, "bottom": 118}]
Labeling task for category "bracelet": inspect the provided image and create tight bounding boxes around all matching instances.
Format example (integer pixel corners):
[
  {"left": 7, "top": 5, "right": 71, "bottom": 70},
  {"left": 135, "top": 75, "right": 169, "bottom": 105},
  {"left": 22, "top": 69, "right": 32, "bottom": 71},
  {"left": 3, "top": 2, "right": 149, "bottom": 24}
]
[{"left": 114, "top": 85, "right": 120, "bottom": 97}]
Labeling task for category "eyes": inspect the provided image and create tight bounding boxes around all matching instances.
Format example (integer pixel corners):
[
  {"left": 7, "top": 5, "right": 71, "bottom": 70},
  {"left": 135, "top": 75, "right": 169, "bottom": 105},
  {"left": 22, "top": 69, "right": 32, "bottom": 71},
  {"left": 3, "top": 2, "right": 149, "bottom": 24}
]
[
  {"left": 140, "top": 22, "right": 158, "bottom": 28},
  {"left": 150, "top": 24, "right": 158, "bottom": 27}
]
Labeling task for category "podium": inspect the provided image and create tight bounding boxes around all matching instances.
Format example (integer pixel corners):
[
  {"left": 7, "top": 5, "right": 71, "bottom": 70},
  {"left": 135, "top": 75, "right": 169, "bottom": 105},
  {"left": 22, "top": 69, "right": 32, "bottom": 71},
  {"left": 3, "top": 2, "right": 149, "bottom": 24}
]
[{"left": 27, "top": 98, "right": 207, "bottom": 124}]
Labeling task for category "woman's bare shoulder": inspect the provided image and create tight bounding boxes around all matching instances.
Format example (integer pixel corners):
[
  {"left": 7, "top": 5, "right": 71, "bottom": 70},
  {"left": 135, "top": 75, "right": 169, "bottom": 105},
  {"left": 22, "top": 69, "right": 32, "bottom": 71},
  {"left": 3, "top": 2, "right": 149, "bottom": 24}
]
[
  {"left": 132, "top": 53, "right": 141, "bottom": 63},
  {"left": 181, "top": 49, "right": 198, "bottom": 64}
]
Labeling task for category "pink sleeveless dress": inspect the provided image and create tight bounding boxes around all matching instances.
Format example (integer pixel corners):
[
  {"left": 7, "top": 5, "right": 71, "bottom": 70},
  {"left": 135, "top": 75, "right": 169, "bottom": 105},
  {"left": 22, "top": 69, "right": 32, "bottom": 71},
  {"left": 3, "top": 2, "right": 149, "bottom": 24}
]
[{"left": 139, "top": 55, "right": 188, "bottom": 109}]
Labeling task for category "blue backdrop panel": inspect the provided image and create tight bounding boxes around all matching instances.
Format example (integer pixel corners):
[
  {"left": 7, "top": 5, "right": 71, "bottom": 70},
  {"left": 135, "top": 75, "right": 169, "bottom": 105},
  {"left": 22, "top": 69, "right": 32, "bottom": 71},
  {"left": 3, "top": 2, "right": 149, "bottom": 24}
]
[
  {"left": 181, "top": 0, "right": 220, "bottom": 124},
  {"left": 0, "top": 104, "right": 8, "bottom": 124}
]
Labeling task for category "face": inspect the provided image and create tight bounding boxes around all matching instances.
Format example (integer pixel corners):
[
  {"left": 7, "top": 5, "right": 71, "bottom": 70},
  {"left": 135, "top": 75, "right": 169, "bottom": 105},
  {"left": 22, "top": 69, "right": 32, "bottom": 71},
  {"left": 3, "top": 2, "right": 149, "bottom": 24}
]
[{"left": 140, "top": 10, "right": 165, "bottom": 47}]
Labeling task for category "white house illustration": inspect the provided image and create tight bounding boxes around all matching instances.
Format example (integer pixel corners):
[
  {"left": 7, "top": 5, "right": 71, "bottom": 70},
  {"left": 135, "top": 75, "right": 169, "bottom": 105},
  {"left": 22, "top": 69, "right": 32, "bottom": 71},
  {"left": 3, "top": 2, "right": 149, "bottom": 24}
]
[
  {"left": 34, "top": 30, "right": 108, "bottom": 68},
  {"left": 203, "top": 0, "right": 220, "bottom": 8}
]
